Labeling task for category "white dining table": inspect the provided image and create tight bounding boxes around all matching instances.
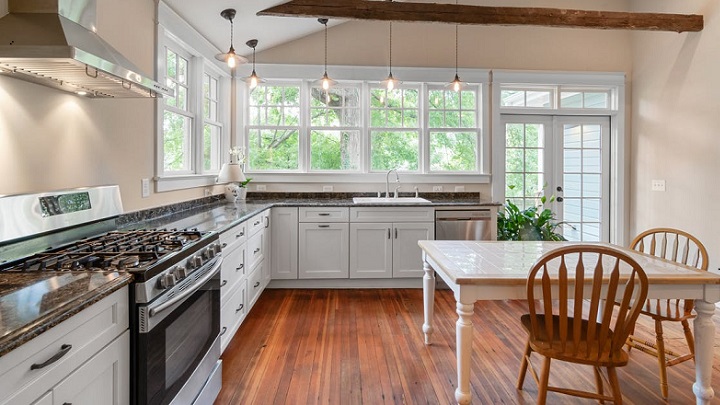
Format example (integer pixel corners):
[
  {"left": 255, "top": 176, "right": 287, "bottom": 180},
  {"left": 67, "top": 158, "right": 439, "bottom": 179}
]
[{"left": 419, "top": 240, "right": 720, "bottom": 405}]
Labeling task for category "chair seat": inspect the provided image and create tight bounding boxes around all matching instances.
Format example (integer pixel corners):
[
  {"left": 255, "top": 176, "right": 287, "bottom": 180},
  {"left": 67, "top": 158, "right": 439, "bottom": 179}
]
[
  {"left": 640, "top": 299, "right": 695, "bottom": 322},
  {"left": 521, "top": 314, "right": 629, "bottom": 367}
]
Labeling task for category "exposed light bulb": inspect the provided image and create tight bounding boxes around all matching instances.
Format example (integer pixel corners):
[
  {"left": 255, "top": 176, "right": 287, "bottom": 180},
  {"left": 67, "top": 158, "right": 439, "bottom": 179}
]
[
  {"left": 322, "top": 77, "right": 330, "bottom": 90},
  {"left": 453, "top": 80, "right": 461, "bottom": 92},
  {"left": 249, "top": 74, "right": 258, "bottom": 89},
  {"left": 227, "top": 54, "right": 236, "bottom": 69},
  {"left": 387, "top": 78, "right": 394, "bottom": 91}
]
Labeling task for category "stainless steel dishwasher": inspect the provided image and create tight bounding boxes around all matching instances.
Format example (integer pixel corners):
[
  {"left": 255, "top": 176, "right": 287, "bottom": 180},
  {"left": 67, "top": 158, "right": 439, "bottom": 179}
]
[{"left": 435, "top": 210, "right": 493, "bottom": 240}]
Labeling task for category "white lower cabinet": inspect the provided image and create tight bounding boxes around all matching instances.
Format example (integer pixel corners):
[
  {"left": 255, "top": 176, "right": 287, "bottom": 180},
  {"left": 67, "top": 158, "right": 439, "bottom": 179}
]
[
  {"left": 1, "top": 288, "right": 129, "bottom": 405},
  {"left": 271, "top": 208, "right": 298, "bottom": 279},
  {"left": 220, "top": 279, "right": 247, "bottom": 352},
  {"left": 349, "top": 222, "right": 433, "bottom": 279},
  {"left": 52, "top": 330, "right": 129, "bottom": 405},
  {"left": 298, "top": 223, "right": 350, "bottom": 279}
]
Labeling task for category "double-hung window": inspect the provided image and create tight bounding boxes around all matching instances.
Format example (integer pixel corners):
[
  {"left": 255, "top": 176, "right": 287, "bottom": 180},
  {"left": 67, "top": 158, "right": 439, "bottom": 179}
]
[
  {"left": 369, "top": 86, "right": 421, "bottom": 171},
  {"left": 427, "top": 86, "right": 479, "bottom": 172},
  {"left": 156, "top": 3, "right": 231, "bottom": 191},
  {"left": 309, "top": 85, "right": 361, "bottom": 171},
  {"left": 247, "top": 83, "right": 301, "bottom": 171}
]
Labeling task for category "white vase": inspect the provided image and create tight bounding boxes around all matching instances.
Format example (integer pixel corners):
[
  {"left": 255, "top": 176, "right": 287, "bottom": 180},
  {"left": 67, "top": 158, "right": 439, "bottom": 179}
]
[
  {"left": 238, "top": 187, "right": 248, "bottom": 200},
  {"left": 224, "top": 183, "right": 240, "bottom": 202}
]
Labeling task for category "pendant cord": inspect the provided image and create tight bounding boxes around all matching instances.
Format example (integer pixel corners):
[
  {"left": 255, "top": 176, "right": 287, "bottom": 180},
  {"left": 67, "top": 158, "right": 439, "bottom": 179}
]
[
  {"left": 389, "top": 21, "right": 393, "bottom": 74},
  {"left": 230, "top": 19, "right": 234, "bottom": 50},
  {"left": 252, "top": 46, "right": 256, "bottom": 70},
  {"left": 324, "top": 22, "right": 328, "bottom": 72},
  {"left": 455, "top": 0, "right": 459, "bottom": 76}
]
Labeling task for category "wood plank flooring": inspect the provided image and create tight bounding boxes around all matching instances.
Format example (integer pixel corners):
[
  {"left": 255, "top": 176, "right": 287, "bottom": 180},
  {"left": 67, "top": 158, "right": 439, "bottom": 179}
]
[{"left": 215, "top": 289, "right": 720, "bottom": 404}]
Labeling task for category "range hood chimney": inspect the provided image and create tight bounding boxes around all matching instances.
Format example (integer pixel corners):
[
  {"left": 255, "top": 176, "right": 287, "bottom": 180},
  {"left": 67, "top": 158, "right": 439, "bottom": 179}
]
[{"left": 0, "top": 0, "right": 173, "bottom": 98}]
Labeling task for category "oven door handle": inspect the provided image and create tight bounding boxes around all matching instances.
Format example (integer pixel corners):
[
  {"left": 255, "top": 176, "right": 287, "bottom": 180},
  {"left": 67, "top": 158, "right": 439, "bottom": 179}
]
[{"left": 149, "top": 257, "right": 223, "bottom": 318}]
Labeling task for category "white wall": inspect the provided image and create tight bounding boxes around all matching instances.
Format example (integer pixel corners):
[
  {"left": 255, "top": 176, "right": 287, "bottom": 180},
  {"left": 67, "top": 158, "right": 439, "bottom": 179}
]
[
  {"left": 630, "top": 1, "right": 720, "bottom": 271},
  {"left": 0, "top": 0, "right": 219, "bottom": 211}
]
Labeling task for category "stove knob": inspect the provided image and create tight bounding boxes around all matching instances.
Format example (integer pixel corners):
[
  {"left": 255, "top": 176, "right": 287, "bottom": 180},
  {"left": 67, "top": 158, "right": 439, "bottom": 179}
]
[
  {"left": 213, "top": 243, "right": 223, "bottom": 255},
  {"left": 187, "top": 255, "right": 202, "bottom": 270},
  {"left": 175, "top": 266, "right": 188, "bottom": 280},
  {"left": 205, "top": 247, "right": 216, "bottom": 259},
  {"left": 157, "top": 273, "right": 176, "bottom": 289}
]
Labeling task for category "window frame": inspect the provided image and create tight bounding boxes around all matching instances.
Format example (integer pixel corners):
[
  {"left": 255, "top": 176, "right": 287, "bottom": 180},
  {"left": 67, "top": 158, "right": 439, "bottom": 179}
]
[
  {"left": 240, "top": 65, "right": 490, "bottom": 184},
  {"left": 155, "top": 3, "right": 233, "bottom": 192}
]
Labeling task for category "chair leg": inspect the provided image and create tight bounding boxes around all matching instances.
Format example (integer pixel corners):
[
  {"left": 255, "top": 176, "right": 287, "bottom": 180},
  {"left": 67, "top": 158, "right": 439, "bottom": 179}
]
[
  {"left": 607, "top": 367, "right": 623, "bottom": 405},
  {"left": 593, "top": 366, "right": 605, "bottom": 404},
  {"left": 627, "top": 322, "right": 637, "bottom": 352},
  {"left": 655, "top": 320, "right": 669, "bottom": 398},
  {"left": 681, "top": 319, "right": 696, "bottom": 360},
  {"left": 537, "top": 356, "right": 551, "bottom": 405},
  {"left": 517, "top": 341, "right": 532, "bottom": 390}
]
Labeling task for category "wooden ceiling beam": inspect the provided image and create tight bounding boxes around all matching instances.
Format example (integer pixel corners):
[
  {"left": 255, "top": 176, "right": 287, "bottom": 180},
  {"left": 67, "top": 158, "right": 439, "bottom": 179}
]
[{"left": 258, "top": 0, "right": 703, "bottom": 33}]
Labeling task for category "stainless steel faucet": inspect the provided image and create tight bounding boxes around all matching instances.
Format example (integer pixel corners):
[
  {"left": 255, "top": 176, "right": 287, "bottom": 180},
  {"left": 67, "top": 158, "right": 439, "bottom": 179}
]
[{"left": 385, "top": 169, "right": 399, "bottom": 198}]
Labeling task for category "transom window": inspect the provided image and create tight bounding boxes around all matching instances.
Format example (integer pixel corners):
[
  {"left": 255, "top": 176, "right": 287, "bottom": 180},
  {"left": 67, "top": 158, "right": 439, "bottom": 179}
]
[{"left": 500, "top": 85, "right": 612, "bottom": 110}]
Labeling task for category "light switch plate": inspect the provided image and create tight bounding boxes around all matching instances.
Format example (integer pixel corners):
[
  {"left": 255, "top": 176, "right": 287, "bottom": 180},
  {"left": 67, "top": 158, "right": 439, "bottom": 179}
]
[
  {"left": 432, "top": 186, "right": 443, "bottom": 192},
  {"left": 322, "top": 185, "right": 333, "bottom": 192},
  {"left": 256, "top": 184, "right": 267, "bottom": 191},
  {"left": 141, "top": 178, "right": 150, "bottom": 198},
  {"left": 454, "top": 186, "right": 465, "bottom": 192},
  {"left": 651, "top": 179, "right": 666, "bottom": 192}
]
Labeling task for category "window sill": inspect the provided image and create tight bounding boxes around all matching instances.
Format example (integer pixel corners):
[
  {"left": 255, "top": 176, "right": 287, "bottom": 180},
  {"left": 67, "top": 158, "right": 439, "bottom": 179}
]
[
  {"left": 155, "top": 174, "right": 219, "bottom": 192},
  {"left": 245, "top": 173, "right": 491, "bottom": 184}
]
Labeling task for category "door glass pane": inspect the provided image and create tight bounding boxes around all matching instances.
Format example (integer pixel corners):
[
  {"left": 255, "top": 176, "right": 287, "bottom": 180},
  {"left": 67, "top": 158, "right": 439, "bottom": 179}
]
[{"left": 505, "top": 122, "right": 545, "bottom": 210}]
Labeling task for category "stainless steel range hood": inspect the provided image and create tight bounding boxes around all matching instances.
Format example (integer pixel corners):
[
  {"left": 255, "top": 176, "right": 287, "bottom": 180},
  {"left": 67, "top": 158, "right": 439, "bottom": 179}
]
[{"left": 0, "top": 0, "right": 173, "bottom": 98}]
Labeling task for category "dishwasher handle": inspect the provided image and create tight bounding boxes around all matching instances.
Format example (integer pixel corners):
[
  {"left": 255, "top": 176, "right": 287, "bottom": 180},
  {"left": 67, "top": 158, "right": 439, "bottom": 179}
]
[{"left": 435, "top": 210, "right": 491, "bottom": 221}]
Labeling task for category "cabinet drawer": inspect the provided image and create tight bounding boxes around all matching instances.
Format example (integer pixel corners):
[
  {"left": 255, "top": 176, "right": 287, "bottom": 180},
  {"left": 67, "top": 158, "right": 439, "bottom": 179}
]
[
  {"left": 220, "top": 243, "right": 246, "bottom": 302},
  {"left": 220, "top": 279, "right": 247, "bottom": 353},
  {"left": 247, "top": 211, "right": 268, "bottom": 237},
  {"left": 220, "top": 221, "right": 247, "bottom": 252},
  {"left": 299, "top": 207, "right": 349, "bottom": 223},
  {"left": 350, "top": 207, "right": 434, "bottom": 223},
  {"left": 1, "top": 288, "right": 129, "bottom": 405},
  {"left": 248, "top": 261, "right": 264, "bottom": 307},
  {"left": 247, "top": 231, "right": 265, "bottom": 271}
]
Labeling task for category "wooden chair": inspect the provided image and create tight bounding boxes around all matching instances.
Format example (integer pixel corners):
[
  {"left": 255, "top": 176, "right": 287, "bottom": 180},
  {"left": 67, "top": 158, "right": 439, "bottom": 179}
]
[
  {"left": 517, "top": 245, "right": 649, "bottom": 405},
  {"left": 627, "top": 228, "right": 709, "bottom": 398}
]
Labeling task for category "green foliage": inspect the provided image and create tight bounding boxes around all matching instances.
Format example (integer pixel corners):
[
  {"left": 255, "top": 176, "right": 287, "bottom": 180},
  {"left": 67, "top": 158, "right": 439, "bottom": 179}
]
[
  {"left": 239, "top": 177, "right": 252, "bottom": 188},
  {"left": 497, "top": 193, "right": 566, "bottom": 241}
]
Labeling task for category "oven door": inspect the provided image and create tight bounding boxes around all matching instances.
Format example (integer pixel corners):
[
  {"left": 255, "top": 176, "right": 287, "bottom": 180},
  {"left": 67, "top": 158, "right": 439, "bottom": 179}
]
[{"left": 135, "top": 257, "right": 222, "bottom": 405}]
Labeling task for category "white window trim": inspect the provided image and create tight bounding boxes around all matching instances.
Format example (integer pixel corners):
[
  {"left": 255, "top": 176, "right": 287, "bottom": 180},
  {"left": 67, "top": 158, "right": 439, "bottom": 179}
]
[
  {"left": 155, "top": 2, "right": 232, "bottom": 192},
  {"left": 239, "top": 64, "right": 491, "bottom": 184},
  {"left": 490, "top": 70, "right": 627, "bottom": 245}
]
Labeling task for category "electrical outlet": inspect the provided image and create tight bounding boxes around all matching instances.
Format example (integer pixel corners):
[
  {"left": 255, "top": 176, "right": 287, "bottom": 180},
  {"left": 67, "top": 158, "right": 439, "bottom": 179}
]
[
  {"left": 651, "top": 179, "right": 666, "bottom": 192},
  {"left": 432, "top": 185, "right": 443, "bottom": 192},
  {"left": 256, "top": 184, "right": 267, "bottom": 191},
  {"left": 141, "top": 178, "right": 150, "bottom": 198},
  {"left": 322, "top": 185, "right": 334, "bottom": 192},
  {"left": 204, "top": 188, "right": 211, "bottom": 197},
  {"left": 454, "top": 186, "right": 465, "bottom": 192}
]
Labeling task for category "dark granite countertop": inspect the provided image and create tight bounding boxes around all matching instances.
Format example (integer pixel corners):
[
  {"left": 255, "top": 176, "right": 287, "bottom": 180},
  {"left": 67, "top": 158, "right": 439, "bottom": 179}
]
[
  {"left": 0, "top": 192, "right": 497, "bottom": 356},
  {"left": 0, "top": 271, "right": 132, "bottom": 356}
]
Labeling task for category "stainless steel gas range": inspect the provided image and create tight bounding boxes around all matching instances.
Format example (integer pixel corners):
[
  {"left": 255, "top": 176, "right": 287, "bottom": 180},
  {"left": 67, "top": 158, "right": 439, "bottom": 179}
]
[{"left": 0, "top": 186, "right": 223, "bottom": 405}]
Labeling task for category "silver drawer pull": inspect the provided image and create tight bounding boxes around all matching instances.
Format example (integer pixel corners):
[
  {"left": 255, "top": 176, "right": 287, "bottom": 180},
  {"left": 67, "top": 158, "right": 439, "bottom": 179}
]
[
  {"left": 236, "top": 231, "right": 244, "bottom": 238},
  {"left": 235, "top": 304, "right": 245, "bottom": 313},
  {"left": 318, "top": 224, "right": 330, "bottom": 228},
  {"left": 254, "top": 248, "right": 261, "bottom": 254},
  {"left": 254, "top": 281, "right": 261, "bottom": 288},
  {"left": 220, "top": 326, "right": 227, "bottom": 336},
  {"left": 236, "top": 264, "right": 244, "bottom": 271},
  {"left": 254, "top": 220, "right": 261, "bottom": 226},
  {"left": 318, "top": 213, "right": 330, "bottom": 216},
  {"left": 31, "top": 344, "right": 72, "bottom": 370},
  {"left": 220, "top": 280, "right": 228, "bottom": 287},
  {"left": 222, "top": 243, "right": 228, "bottom": 248}
]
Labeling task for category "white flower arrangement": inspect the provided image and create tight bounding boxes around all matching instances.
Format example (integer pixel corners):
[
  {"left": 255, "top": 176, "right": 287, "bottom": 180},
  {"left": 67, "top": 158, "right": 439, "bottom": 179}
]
[{"left": 229, "top": 146, "right": 247, "bottom": 165}]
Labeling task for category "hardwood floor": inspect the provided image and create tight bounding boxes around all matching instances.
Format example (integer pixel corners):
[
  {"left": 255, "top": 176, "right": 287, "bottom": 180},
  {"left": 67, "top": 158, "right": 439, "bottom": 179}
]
[{"left": 215, "top": 289, "right": 720, "bottom": 404}]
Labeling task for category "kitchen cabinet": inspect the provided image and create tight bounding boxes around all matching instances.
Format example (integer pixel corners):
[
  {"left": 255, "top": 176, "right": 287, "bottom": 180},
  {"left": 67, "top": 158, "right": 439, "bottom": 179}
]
[
  {"left": 0, "top": 288, "right": 129, "bottom": 405},
  {"left": 349, "top": 207, "right": 434, "bottom": 279},
  {"left": 219, "top": 220, "right": 248, "bottom": 353},
  {"left": 298, "top": 207, "right": 349, "bottom": 279},
  {"left": 271, "top": 207, "right": 298, "bottom": 279}
]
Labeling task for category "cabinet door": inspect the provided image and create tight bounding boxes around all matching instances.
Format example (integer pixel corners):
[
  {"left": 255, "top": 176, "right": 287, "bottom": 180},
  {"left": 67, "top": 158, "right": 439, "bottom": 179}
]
[
  {"left": 392, "top": 223, "right": 434, "bottom": 278},
  {"left": 262, "top": 211, "right": 272, "bottom": 283},
  {"left": 52, "top": 330, "right": 129, "bottom": 405},
  {"left": 271, "top": 208, "right": 298, "bottom": 280},
  {"left": 220, "top": 279, "right": 247, "bottom": 353},
  {"left": 349, "top": 223, "right": 392, "bottom": 279},
  {"left": 298, "top": 223, "right": 349, "bottom": 279}
]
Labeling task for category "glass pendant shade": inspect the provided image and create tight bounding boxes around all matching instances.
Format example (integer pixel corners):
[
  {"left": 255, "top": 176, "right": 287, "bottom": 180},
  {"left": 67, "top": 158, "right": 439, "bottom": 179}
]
[
  {"left": 244, "top": 39, "right": 265, "bottom": 89},
  {"left": 215, "top": 9, "right": 248, "bottom": 68},
  {"left": 447, "top": 9, "right": 467, "bottom": 92},
  {"left": 314, "top": 18, "right": 337, "bottom": 91}
]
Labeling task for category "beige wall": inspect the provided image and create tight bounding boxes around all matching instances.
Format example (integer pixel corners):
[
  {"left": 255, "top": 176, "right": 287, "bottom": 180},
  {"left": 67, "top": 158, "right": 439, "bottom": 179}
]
[
  {"left": 630, "top": 1, "right": 720, "bottom": 271},
  {"left": 0, "top": 0, "right": 217, "bottom": 212}
]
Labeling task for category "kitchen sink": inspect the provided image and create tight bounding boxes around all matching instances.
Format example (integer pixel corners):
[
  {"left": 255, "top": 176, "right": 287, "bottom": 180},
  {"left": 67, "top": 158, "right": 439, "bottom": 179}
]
[{"left": 352, "top": 197, "right": 431, "bottom": 204}]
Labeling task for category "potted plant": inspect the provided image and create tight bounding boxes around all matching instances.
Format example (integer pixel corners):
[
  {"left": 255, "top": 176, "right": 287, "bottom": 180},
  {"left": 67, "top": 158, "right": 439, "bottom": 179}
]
[{"left": 497, "top": 189, "right": 567, "bottom": 241}]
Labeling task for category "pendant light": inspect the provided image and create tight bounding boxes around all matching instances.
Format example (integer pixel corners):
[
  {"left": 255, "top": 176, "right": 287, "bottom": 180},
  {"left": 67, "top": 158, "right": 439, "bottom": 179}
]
[
  {"left": 314, "top": 18, "right": 337, "bottom": 91},
  {"left": 381, "top": 2, "right": 400, "bottom": 91},
  {"left": 244, "top": 39, "right": 265, "bottom": 89},
  {"left": 448, "top": 0, "right": 466, "bottom": 92},
  {"left": 214, "top": 9, "right": 248, "bottom": 69}
]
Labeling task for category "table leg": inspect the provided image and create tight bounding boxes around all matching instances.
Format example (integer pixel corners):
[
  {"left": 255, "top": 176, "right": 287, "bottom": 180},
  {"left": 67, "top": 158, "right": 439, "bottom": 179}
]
[
  {"left": 422, "top": 260, "right": 435, "bottom": 345},
  {"left": 693, "top": 300, "right": 716, "bottom": 404},
  {"left": 455, "top": 300, "right": 474, "bottom": 405}
]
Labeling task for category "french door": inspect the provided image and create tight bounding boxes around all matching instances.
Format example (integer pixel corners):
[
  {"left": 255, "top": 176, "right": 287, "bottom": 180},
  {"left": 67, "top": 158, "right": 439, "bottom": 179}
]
[{"left": 499, "top": 115, "right": 610, "bottom": 242}]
